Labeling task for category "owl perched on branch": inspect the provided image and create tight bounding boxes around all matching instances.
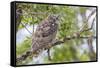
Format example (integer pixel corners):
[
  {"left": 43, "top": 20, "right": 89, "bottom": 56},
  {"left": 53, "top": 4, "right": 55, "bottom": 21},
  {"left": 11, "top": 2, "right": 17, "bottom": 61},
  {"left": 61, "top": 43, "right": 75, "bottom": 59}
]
[
  {"left": 31, "top": 15, "right": 59, "bottom": 56},
  {"left": 16, "top": 15, "right": 59, "bottom": 63}
]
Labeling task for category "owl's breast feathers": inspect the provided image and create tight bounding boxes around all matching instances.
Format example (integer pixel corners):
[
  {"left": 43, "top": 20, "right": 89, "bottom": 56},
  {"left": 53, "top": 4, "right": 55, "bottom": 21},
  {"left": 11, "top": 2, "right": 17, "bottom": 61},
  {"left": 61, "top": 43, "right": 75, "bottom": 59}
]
[{"left": 32, "top": 16, "right": 58, "bottom": 52}]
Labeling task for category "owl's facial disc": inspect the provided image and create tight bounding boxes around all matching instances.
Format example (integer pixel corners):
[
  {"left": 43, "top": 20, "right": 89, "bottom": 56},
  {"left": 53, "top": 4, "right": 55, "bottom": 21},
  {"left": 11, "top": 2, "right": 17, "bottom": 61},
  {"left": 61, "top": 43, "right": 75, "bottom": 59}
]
[{"left": 48, "top": 15, "right": 60, "bottom": 23}]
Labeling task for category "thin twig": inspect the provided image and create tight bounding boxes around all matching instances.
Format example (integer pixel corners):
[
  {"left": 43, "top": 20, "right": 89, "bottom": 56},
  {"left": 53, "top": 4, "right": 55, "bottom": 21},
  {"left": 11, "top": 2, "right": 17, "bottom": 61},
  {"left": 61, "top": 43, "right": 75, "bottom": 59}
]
[
  {"left": 20, "top": 22, "right": 32, "bottom": 34},
  {"left": 87, "top": 9, "right": 96, "bottom": 22},
  {"left": 80, "top": 17, "right": 95, "bottom": 33}
]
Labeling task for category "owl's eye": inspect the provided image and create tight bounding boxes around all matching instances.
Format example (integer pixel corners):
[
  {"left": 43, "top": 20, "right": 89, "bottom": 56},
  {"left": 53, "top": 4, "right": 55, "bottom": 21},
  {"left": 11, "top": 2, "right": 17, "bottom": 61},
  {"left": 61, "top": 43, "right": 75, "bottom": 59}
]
[{"left": 52, "top": 23, "right": 55, "bottom": 26}]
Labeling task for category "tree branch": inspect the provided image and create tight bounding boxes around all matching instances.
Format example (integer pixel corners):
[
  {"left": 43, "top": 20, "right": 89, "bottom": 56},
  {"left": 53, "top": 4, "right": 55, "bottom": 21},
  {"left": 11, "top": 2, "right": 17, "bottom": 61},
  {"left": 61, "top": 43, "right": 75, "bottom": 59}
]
[
  {"left": 16, "top": 35, "right": 96, "bottom": 63},
  {"left": 52, "top": 36, "right": 96, "bottom": 47},
  {"left": 87, "top": 9, "right": 96, "bottom": 22},
  {"left": 80, "top": 17, "right": 95, "bottom": 33},
  {"left": 87, "top": 36, "right": 96, "bottom": 61}
]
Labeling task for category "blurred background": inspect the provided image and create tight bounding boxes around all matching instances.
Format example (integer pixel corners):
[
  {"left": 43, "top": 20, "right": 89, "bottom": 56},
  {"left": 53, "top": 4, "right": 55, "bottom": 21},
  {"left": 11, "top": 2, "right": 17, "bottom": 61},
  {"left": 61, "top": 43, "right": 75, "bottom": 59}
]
[{"left": 16, "top": 3, "right": 97, "bottom": 65}]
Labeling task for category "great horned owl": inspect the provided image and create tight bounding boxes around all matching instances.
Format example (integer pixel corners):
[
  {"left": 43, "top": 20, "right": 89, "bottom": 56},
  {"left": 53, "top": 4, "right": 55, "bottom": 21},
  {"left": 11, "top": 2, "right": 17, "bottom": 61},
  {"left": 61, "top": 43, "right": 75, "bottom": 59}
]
[{"left": 31, "top": 15, "right": 59, "bottom": 55}]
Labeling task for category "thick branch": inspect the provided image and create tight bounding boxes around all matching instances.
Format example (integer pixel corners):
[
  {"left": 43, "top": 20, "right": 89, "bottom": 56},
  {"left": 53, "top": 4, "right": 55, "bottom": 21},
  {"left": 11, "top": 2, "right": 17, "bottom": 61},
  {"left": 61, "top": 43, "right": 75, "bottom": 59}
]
[
  {"left": 16, "top": 50, "right": 32, "bottom": 63},
  {"left": 52, "top": 36, "right": 96, "bottom": 47}
]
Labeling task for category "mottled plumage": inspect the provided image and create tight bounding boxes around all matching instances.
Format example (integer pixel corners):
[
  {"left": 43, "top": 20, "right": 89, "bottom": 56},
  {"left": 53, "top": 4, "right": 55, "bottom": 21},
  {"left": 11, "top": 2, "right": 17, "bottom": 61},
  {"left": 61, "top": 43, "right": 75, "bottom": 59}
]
[{"left": 31, "top": 15, "right": 59, "bottom": 54}]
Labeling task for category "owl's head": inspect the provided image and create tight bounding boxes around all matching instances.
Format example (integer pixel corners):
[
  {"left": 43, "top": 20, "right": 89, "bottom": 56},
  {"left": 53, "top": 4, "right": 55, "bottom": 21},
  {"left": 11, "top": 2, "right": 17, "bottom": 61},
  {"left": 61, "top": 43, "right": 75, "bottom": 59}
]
[{"left": 48, "top": 14, "right": 60, "bottom": 23}]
